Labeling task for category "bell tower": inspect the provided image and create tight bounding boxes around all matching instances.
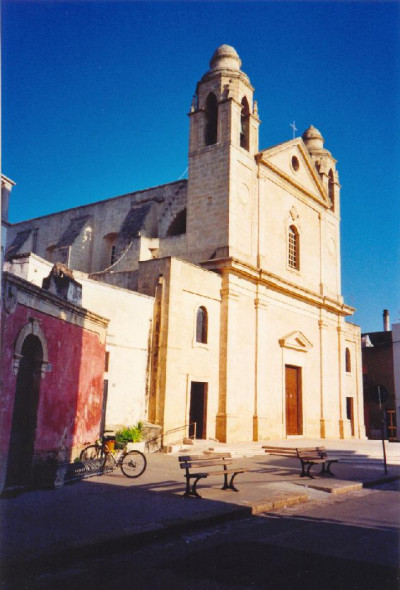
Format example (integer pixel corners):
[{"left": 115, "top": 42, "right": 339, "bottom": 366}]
[
  {"left": 302, "top": 125, "right": 340, "bottom": 217},
  {"left": 186, "top": 45, "right": 260, "bottom": 264}
]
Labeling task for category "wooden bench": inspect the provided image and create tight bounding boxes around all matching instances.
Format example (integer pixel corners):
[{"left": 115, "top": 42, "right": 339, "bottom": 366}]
[
  {"left": 262, "top": 445, "right": 339, "bottom": 479},
  {"left": 178, "top": 453, "right": 248, "bottom": 498}
]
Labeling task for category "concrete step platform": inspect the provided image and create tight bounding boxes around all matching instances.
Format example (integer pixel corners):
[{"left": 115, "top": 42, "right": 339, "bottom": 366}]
[{"left": 297, "top": 479, "right": 363, "bottom": 495}]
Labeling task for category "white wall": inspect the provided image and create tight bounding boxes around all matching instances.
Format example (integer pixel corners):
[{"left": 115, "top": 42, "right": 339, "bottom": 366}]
[
  {"left": 5, "top": 254, "right": 155, "bottom": 429},
  {"left": 393, "top": 323, "right": 400, "bottom": 438}
]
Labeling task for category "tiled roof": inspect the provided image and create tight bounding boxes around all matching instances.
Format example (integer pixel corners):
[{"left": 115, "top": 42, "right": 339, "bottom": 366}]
[
  {"left": 56, "top": 216, "right": 90, "bottom": 248},
  {"left": 6, "top": 229, "right": 32, "bottom": 258}
]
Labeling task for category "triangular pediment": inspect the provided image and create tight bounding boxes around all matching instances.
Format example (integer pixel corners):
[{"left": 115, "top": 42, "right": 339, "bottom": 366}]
[
  {"left": 279, "top": 330, "right": 313, "bottom": 352},
  {"left": 256, "top": 139, "right": 329, "bottom": 206}
]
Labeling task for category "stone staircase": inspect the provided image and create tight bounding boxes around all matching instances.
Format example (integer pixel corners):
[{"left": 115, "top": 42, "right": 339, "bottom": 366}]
[
  {"left": 166, "top": 439, "right": 266, "bottom": 457},
  {"left": 166, "top": 438, "right": 400, "bottom": 464}
]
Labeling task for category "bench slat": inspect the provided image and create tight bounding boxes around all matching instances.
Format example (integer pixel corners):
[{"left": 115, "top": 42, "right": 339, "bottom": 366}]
[
  {"left": 186, "top": 468, "right": 247, "bottom": 478},
  {"left": 179, "top": 460, "right": 233, "bottom": 469},
  {"left": 263, "top": 446, "right": 298, "bottom": 457},
  {"left": 261, "top": 446, "right": 296, "bottom": 453},
  {"left": 178, "top": 453, "right": 228, "bottom": 461}
]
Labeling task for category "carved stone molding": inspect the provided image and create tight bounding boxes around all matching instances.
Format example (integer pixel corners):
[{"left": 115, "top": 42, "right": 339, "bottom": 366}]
[
  {"left": 290, "top": 206, "right": 299, "bottom": 221},
  {"left": 3, "top": 283, "right": 18, "bottom": 315},
  {"left": 13, "top": 319, "right": 51, "bottom": 378},
  {"left": 279, "top": 330, "right": 313, "bottom": 352}
]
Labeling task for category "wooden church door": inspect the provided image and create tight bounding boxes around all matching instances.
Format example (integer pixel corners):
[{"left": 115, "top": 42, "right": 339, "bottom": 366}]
[{"left": 285, "top": 366, "right": 303, "bottom": 436}]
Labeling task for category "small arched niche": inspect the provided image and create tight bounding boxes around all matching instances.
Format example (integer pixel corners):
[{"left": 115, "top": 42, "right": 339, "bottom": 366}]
[{"left": 166, "top": 209, "right": 187, "bottom": 237}]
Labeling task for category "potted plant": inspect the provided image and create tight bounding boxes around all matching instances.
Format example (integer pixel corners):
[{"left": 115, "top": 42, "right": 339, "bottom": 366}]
[{"left": 116, "top": 422, "right": 146, "bottom": 452}]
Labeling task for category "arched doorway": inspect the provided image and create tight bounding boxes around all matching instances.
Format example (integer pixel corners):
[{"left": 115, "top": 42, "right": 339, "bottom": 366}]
[{"left": 6, "top": 335, "right": 43, "bottom": 489}]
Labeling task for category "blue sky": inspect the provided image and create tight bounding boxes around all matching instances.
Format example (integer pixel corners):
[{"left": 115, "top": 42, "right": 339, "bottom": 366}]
[{"left": 2, "top": 0, "right": 399, "bottom": 332}]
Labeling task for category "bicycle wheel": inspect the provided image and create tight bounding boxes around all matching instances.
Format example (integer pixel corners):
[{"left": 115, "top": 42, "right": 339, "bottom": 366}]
[
  {"left": 80, "top": 445, "right": 107, "bottom": 468},
  {"left": 120, "top": 450, "right": 147, "bottom": 478}
]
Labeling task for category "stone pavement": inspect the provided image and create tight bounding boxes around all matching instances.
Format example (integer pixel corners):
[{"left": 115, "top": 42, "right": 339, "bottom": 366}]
[{"left": 1, "top": 439, "right": 399, "bottom": 573}]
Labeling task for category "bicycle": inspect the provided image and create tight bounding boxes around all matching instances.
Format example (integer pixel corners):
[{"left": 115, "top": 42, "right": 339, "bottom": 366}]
[{"left": 80, "top": 437, "right": 147, "bottom": 479}]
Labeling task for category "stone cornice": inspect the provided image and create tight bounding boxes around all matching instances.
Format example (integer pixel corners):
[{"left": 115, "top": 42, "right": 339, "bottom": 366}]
[
  {"left": 1, "top": 174, "right": 16, "bottom": 187},
  {"left": 3, "top": 272, "right": 109, "bottom": 330},
  {"left": 199, "top": 69, "right": 254, "bottom": 92},
  {"left": 202, "top": 258, "right": 354, "bottom": 317}
]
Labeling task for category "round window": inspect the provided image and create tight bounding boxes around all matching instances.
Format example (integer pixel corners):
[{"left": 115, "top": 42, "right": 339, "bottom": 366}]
[{"left": 291, "top": 156, "right": 300, "bottom": 172}]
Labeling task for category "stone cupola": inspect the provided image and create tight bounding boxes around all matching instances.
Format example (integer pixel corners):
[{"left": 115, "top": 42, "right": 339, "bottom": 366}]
[
  {"left": 302, "top": 125, "right": 325, "bottom": 153},
  {"left": 208, "top": 44, "right": 243, "bottom": 73},
  {"left": 302, "top": 125, "right": 340, "bottom": 213},
  {"left": 189, "top": 44, "right": 259, "bottom": 155}
]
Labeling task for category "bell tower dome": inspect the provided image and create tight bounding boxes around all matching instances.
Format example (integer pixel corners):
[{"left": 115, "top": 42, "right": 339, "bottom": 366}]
[
  {"left": 186, "top": 45, "right": 260, "bottom": 263},
  {"left": 302, "top": 125, "right": 340, "bottom": 214},
  {"left": 189, "top": 45, "right": 259, "bottom": 154}
]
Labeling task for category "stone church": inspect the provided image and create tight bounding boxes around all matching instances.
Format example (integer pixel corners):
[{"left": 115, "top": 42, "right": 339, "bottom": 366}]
[{"left": 4, "top": 45, "right": 365, "bottom": 444}]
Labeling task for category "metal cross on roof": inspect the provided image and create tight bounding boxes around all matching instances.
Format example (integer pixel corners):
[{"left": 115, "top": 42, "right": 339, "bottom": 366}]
[{"left": 290, "top": 121, "right": 298, "bottom": 139}]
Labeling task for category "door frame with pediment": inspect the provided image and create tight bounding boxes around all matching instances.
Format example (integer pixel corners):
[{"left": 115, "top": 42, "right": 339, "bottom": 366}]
[{"left": 279, "top": 330, "right": 313, "bottom": 438}]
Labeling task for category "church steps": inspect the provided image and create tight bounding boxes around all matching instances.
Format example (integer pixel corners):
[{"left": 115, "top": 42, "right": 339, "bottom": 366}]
[{"left": 165, "top": 440, "right": 400, "bottom": 464}]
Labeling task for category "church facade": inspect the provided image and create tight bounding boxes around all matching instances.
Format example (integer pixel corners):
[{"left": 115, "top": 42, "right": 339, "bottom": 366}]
[{"left": 4, "top": 45, "right": 365, "bottom": 443}]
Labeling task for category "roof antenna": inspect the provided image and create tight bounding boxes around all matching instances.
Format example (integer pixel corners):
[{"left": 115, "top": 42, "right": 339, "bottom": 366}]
[{"left": 290, "top": 121, "right": 298, "bottom": 139}]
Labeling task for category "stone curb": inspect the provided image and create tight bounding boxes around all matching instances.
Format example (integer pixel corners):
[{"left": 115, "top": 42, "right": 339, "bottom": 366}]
[{"left": 244, "top": 491, "right": 309, "bottom": 514}]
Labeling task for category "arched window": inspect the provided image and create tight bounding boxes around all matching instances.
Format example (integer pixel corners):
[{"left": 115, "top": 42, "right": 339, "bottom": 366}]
[
  {"left": 240, "top": 97, "right": 250, "bottom": 150},
  {"left": 196, "top": 306, "right": 208, "bottom": 344},
  {"left": 205, "top": 93, "right": 218, "bottom": 146},
  {"left": 345, "top": 348, "right": 351, "bottom": 373},
  {"left": 104, "top": 232, "right": 118, "bottom": 267},
  {"left": 328, "top": 169, "right": 335, "bottom": 210},
  {"left": 288, "top": 225, "right": 300, "bottom": 270}
]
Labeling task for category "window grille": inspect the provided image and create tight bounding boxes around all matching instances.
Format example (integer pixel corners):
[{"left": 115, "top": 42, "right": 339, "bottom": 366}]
[{"left": 288, "top": 226, "right": 299, "bottom": 269}]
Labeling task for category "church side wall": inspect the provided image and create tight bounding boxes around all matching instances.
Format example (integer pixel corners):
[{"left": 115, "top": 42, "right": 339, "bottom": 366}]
[
  {"left": 152, "top": 258, "right": 222, "bottom": 441},
  {"left": 342, "top": 321, "right": 366, "bottom": 439},
  {"left": 6, "top": 181, "right": 188, "bottom": 275},
  {"left": 217, "top": 272, "right": 257, "bottom": 442}
]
